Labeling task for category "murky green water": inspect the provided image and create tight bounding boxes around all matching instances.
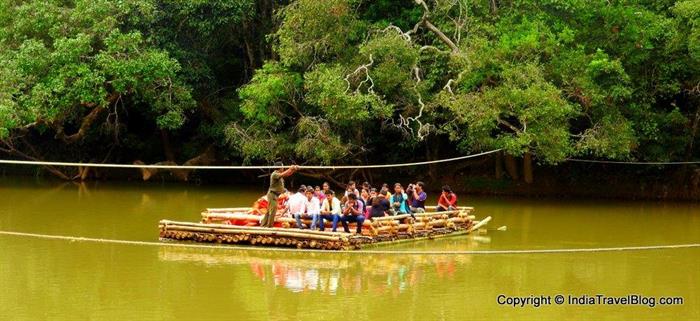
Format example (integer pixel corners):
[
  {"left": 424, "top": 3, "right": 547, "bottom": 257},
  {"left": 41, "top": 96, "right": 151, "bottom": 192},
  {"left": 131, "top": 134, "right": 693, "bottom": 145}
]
[{"left": 0, "top": 179, "right": 698, "bottom": 320}]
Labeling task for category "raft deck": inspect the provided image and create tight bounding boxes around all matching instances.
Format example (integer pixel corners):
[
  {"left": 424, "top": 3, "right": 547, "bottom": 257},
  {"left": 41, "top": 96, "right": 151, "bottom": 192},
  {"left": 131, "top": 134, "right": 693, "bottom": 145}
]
[{"left": 159, "top": 207, "right": 490, "bottom": 250}]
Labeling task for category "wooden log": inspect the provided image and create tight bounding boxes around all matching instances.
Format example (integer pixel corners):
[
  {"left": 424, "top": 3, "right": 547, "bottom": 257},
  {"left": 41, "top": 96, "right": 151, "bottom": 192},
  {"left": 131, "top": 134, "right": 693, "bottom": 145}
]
[
  {"left": 206, "top": 207, "right": 250, "bottom": 212},
  {"left": 160, "top": 220, "right": 348, "bottom": 237},
  {"left": 430, "top": 219, "right": 447, "bottom": 228},
  {"left": 163, "top": 225, "right": 342, "bottom": 242},
  {"left": 413, "top": 211, "right": 457, "bottom": 218},
  {"left": 469, "top": 216, "right": 492, "bottom": 232},
  {"left": 424, "top": 206, "right": 474, "bottom": 211},
  {"left": 372, "top": 214, "right": 412, "bottom": 221}
]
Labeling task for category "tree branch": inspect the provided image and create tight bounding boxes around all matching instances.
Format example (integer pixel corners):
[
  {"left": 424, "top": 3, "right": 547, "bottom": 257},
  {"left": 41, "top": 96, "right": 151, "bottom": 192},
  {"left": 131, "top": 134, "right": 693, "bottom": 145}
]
[
  {"left": 498, "top": 118, "right": 523, "bottom": 134},
  {"left": 424, "top": 20, "right": 460, "bottom": 53},
  {"left": 54, "top": 107, "right": 106, "bottom": 144}
]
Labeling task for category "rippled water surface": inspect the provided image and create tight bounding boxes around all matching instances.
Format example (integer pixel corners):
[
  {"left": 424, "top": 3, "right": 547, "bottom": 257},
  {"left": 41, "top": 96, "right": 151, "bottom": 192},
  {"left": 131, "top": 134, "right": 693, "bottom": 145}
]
[{"left": 0, "top": 179, "right": 698, "bottom": 320}]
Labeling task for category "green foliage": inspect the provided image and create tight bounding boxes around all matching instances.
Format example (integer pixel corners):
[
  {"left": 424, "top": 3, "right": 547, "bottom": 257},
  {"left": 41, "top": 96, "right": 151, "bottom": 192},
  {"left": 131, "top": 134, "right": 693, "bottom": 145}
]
[
  {"left": 2, "top": 0, "right": 700, "bottom": 171},
  {"left": 0, "top": 0, "right": 195, "bottom": 140},
  {"left": 238, "top": 62, "right": 302, "bottom": 125},
  {"left": 294, "top": 117, "right": 348, "bottom": 164},
  {"left": 275, "top": 0, "right": 364, "bottom": 68},
  {"left": 304, "top": 64, "right": 391, "bottom": 123}
]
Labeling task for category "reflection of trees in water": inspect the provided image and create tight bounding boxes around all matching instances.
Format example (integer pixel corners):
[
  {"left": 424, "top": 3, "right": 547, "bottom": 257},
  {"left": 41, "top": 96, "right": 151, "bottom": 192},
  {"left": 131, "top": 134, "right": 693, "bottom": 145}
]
[{"left": 158, "top": 248, "right": 472, "bottom": 296}]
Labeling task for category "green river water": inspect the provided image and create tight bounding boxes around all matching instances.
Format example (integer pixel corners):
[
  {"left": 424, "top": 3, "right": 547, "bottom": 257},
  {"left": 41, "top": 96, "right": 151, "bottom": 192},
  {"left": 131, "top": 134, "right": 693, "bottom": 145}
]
[{"left": 0, "top": 179, "right": 698, "bottom": 320}]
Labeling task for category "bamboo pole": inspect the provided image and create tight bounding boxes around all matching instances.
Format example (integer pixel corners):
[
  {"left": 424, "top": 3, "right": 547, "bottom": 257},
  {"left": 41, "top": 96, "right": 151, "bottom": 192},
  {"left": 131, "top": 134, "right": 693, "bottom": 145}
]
[
  {"left": 201, "top": 213, "right": 261, "bottom": 221},
  {"left": 163, "top": 225, "right": 344, "bottom": 242},
  {"left": 206, "top": 207, "right": 250, "bottom": 212},
  {"left": 160, "top": 220, "right": 348, "bottom": 237},
  {"left": 424, "top": 206, "right": 474, "bottom": 211},
  {"left": 469, "top": 216, "right": 492, "bottom": 232},
  {"left": 372, "top": 214, "right": 412, "bottom": 221}
]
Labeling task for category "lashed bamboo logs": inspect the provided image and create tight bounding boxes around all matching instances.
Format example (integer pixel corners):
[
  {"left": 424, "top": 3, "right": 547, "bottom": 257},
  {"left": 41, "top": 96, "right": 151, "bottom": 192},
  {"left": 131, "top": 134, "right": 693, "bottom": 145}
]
[{"left": 161, "top": 206, "right": 491, "bottom": 250}]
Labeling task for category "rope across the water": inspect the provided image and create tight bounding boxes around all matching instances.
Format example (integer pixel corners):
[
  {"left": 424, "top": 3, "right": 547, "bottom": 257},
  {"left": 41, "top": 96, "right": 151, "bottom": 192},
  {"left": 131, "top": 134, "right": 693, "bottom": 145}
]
[
  {"left": 0, "top": 149, "right": 501, "bottom": 170},
  {"left": 4, "top": 150, "right": 700, "bottom": 169},
  {"left": 1, "top": 230, "right": 698, "bottom": 255}
]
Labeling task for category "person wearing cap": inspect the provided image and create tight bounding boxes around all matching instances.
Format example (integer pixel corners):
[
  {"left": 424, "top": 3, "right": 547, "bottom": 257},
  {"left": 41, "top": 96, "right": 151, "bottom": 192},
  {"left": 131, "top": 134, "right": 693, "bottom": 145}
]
[{"left": 261, "top": 162, "right": 299, "bottom": 227}]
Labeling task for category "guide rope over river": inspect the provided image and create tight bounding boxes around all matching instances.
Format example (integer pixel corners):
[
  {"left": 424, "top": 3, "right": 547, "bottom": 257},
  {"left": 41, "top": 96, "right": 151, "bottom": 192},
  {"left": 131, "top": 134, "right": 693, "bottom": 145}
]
[{"left": 3, "top": 149, "right": 700, "bottom": 251}]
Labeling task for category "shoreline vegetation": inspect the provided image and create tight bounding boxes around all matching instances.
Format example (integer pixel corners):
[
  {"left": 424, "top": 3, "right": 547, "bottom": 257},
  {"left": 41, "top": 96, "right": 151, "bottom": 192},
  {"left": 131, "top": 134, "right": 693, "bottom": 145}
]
[
  {"left": 3, "top": 153, "right": 700, "bottom": 201},
  {"left": 1, "top": 1, "right": 699, "bottom": 200}
]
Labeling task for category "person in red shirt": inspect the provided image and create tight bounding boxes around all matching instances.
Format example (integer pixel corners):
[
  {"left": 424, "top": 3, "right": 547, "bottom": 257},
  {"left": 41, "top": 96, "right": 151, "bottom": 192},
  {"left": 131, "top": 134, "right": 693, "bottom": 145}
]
[{"left": 437, "top": 185, "right": 458, "bottom": 211}]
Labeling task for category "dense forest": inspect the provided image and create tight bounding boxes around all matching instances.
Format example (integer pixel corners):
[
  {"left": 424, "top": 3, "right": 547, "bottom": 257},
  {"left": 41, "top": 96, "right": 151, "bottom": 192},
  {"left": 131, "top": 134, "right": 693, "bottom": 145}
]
[{"left": 0, "top": 0, "right": 699, "bottom": 191}]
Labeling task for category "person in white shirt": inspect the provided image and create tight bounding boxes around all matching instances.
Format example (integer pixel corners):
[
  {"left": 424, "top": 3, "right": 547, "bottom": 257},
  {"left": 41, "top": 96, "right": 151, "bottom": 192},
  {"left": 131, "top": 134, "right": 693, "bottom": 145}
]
[
  {"left": 287, "top": 187, "right": 307, "bottom": 220},
  {"left": 343, "top": 180, "right": 360, "bottom": 198},
  {"left": 296, "top": 187, "right": 320, "bottom": 229},
  {"left": 319, "top": 190, "right": 341, "bottom": 232}
]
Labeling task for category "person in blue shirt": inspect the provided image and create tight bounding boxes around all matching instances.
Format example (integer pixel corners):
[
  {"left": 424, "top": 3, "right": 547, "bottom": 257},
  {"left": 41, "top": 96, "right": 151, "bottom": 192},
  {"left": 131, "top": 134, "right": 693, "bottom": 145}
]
[
  {"left": 408, "top": 181, "right": 427, "bottom": 213},
  {"left": 389, "top": 183, "right": 410, "bottom": 215}
]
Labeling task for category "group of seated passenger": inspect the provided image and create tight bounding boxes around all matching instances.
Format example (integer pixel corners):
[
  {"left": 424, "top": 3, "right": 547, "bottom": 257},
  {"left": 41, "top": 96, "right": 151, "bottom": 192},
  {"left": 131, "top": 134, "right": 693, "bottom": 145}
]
[{"left": 249, "top": 181, "right": 458, "bottom": 233}]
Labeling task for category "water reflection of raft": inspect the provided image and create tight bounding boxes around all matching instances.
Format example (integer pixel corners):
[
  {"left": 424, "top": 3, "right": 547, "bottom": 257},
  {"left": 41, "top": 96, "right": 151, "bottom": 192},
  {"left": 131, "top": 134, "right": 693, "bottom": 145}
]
[{"left": 159, "top": 207, "right": 491, "bottom": 250}]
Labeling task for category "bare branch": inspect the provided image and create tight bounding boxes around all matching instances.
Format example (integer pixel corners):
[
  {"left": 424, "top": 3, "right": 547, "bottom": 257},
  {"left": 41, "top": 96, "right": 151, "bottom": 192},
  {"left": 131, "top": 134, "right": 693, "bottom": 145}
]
[
  {"left": 424, "top": 20, "right": 460, "bottom": 53},
  {"left": 344, "top": 54, "right": 375, "bottom": 94}
]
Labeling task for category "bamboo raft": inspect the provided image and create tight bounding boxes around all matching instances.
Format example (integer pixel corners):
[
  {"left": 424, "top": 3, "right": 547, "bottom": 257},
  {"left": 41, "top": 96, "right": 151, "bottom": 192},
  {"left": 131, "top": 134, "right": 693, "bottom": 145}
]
[{"left": 159, "top": 206, "right": 491, "bottom": 251}]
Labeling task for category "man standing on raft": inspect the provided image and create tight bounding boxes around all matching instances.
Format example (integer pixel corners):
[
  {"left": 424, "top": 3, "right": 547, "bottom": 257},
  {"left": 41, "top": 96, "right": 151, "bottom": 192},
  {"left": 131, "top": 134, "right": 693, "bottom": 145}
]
[{"left": 260, "top": 162, "right": 299, "bottom": 227}]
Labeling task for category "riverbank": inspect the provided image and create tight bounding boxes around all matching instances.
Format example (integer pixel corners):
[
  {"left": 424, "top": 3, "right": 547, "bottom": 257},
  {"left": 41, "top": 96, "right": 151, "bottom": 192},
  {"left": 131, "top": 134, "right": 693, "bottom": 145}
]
[{"left": 2, "top": 156, "right": 700, "bottom": 201}]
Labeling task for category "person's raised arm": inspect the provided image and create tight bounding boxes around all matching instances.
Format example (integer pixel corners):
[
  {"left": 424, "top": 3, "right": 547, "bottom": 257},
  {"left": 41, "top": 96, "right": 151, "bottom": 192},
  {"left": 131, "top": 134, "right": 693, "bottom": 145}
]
[
  {"left": 437, "top": 193, "right": 447, "bottom": 210},
  {"left": 321, "top": 199, "right": 329, "bottom": 214},
  {"left": 448, "top": 193, "right": 458, "bottom": 207},
  {"left": 279, "top": 165, "right": 299, "bottom": 177}
]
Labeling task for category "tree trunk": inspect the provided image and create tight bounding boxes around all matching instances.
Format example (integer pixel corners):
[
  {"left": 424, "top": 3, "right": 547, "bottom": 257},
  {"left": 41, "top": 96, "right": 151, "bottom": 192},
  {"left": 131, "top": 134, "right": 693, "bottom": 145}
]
[
  {"left": 523, "top": 152, "right": 533, "bottom": 184},
  {"left": 495, "top": 151, "right": 504, "bottom": 179},
  {"left": 685, "top": 104, "right": 700, "bottom": 162},
  {"left": 161, "top": 129, "right": 176, "bottom": 161},
  {"left": 504, "top": 154, "right": 519, "bottom": 180}
]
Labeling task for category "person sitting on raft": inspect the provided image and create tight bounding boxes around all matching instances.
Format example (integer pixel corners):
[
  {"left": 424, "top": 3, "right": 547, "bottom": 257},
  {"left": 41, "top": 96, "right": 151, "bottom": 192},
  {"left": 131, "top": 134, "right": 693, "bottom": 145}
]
[
  {"left": 381, "top": 183, "right": 392, "bottom": 198},
  {"left": 389, "top": 183, "right": 410, "bottom": 215},
  {"left": 261, "top": 163, "right": 298, "bottom": 227},
  {"left": 361, "top": 189, "right": 372, "bottom": 217},
  {"left": 369, "top": 192, "right": 391, "bottom": 218},
  {"left": 306, "top": 187, "right": 322, "bottom": 229},
  {"left": 319, "top": 190, "right": 341, "bottom": 232},
  {"left": 321, "top": 182, "right": 331, "bottom": 196},
  {"left": 437, "top": 185, "right": 458, "bottom": 212},
  {"left": 288, "top": 187, "right": 307, "bottom": 221},
  {"left": 294, "top": 188, "right": 320, "bottom": 229},
  {"left": 341, "top": 193, "right": 365, "bottom": 234},
  {"left": 361, "top": 181, "right": 370, "bottom": 192},
  {"left": 344, "top": 181, "right": 360, "bottom": 198},
  {"left": 314, "top": 185, "right": 326, "bottom": 203},
  {"left": 408, "top": 181, "right": 427, "bottom": 213}
]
